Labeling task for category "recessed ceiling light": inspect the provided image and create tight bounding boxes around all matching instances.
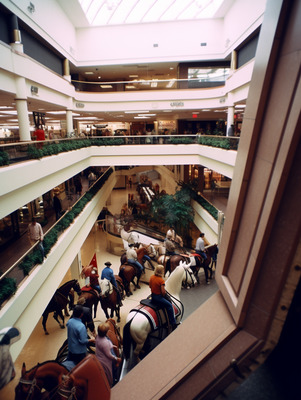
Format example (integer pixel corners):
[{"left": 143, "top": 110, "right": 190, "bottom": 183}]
[
  {"left": 100, "top": 85, "right": 113, "bottom": 88},
  {"left": 85, "top": 72, "right": 94, "bottom": 75},
  {"left": 124, "top": 111, "right": 149, "bottom": 114},
  {"left": 129, "top": 75, "right": 138, "bottom": 78}
]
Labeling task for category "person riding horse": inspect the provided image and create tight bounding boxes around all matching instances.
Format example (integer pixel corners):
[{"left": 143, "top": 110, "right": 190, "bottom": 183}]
[
  {"left": 126, "top": 244, "right": 144, "bottom": 274},
  {"left": 164, "top": 232, "right": 179, "bottom": 256},
  {"left": 101, "top": 261, "right": 123, "bottom": 306},
  {"left": 194, "top": 233, "right": 209, "bottom": 284}
]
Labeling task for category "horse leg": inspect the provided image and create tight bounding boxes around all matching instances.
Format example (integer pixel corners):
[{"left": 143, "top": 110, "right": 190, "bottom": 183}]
[
  {"left": 42, "top": 313, "right": 49, "bottom": 335},
  {"left": 203, "top": 262, "right": 210, "bottom": 284},
  {"left": 64, "top": 306, "right": 69, "bottom": 317},
  {"left": 53, "top": 310, "right": 65, "bottom": 329}
]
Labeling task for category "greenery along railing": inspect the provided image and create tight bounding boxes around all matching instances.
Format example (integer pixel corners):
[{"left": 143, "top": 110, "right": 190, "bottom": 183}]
[
  {"left": 0, "top": 135, "right": 239, "bottom": 166},
  {"left": 178, "top": 180, "right": 219, "bottom": 220},
  {"left": 0, "top": 167, "right": 114, "bottom": 307}
]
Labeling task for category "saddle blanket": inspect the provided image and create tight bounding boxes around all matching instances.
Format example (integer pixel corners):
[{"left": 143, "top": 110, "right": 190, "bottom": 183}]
[{"left": 130, "top": 302, "right": 181, "bottom": 331}]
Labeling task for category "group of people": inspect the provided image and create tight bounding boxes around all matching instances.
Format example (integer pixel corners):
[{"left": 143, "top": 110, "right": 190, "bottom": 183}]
[{"left": 66, "top": 304, "right": 121, "bottom": 387}]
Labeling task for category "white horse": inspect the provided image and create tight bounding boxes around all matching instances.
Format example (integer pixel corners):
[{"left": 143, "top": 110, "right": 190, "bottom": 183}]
[
  {"left": 121, "top": 260, "right": 194, "bottom": 376},
  {"left": 120, "top": 227, "right": 140, "bottom": 249}
]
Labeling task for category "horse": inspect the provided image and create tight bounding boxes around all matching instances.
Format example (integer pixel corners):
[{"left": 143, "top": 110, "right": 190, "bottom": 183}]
[
  {"left": 99, "top": 276, "right": 125, "bottom": 323},
  {"left": 167, "top": 244, "right": 219, "bottom": 284},
  {"left": 42, "top": 279, "right": 81, "bottom": 335},
  {"left": 78, "top": 288, "right": 99, "bottom": 318},
  {"left": 15, "top": 356, "right": 110, "bottom": 400},
  {"left": 14, "top": 360, "right": 68, "bottom": 400},
  {"left": 121, "top": 260, "right": 192, "bottom": 371},
  {"left": 54, "top": 354, "right": 110, "bottom": 400},
  {"left": 119, "top": 247, "right": 152, "bottom": 296}
]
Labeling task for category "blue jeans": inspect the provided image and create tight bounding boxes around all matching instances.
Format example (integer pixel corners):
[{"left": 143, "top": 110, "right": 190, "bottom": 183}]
[
  {"left": 195, "top": 250, "right": 207, "bottom": 261},
  {"left": 151, "top": 293, "right": 176, "bottom": 326},
  {"left": 127, "top": 259, "right": 144, "bottom": 273}
]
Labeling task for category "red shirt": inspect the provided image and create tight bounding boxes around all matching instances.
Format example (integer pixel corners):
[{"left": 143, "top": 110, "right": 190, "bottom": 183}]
[
  {"left": 149, "top": 275, "right": 165, "bottom": 295},
  {"left": 35, "top": 129, "right": 45, "bottom": 141}
]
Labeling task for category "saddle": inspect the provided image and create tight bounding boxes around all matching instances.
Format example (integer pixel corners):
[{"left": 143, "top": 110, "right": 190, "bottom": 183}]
[
  {"left": 131, "top": 298, "right": 180, "bottom": 332},
  {"left": 81, "top": 286, "right": 99, "bottom": 298},
  {"left": 190, "top": 252, "right": 204, "bottom": 265}
]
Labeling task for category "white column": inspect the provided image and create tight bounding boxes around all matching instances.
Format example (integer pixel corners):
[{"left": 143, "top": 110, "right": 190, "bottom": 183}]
[
  {"left": 226, "top": 106, "right": 235, "bottom": 136},
  {"left": 15, "top": 76, "right": 31, "bottom": 141},
  {"left": 66, "top": 109, "right": 73, "bottom": 135}
]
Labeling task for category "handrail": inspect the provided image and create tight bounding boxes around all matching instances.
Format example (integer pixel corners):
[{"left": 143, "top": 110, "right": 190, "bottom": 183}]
[
  {"left": 0, "top": 135, "right": 239, "bottom": 166},
  {"left": 0, "top": 167, "right": 113, "bottom": 305}
]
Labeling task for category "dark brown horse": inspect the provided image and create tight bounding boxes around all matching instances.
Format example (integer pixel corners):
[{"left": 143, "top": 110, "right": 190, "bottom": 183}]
[
  {"left": 99, "top": 276, "right": 125, "bottom": 322},
  {"left": 14, "top": 360, "right": 68, "bottom": 400},
  {"left": 42, "top": 279, "right": 81, "bottom": 335},
  {"left": 119, "top": 247, "right": 150, "bottom": 296},
  {"left": 78, "top": 288, "right": 99, "bottom": 318},
  {"left": 167, "top": 244, "right": 218, "bottom": 284}
]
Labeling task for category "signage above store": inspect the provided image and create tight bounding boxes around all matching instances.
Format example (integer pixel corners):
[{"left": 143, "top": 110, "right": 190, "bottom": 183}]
[
  {"left": 170, "top": 101, "right": 184, "bottom": 107},
  {"left": 76, "top": 103, "right": 85, "bottom": 108}
]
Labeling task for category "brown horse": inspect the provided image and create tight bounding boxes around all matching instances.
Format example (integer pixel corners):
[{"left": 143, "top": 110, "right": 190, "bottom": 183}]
[
  {"left": 99, "top": 276, "right": 125, "bottom": 322},
  {"left": 14, "top": 360, "right": 68, "bottom": 400},
  {"left": 167, "top": 244, "right": 218, "bottom": 284},
  {"left": 42, "top": 279, "right": 81, "bottom": 335},
  {"left": 119, "top": 247, "right": 150, "bottom": 296},
  {"left": 55, "top": 355, "right": 110, "bottom": 400}
]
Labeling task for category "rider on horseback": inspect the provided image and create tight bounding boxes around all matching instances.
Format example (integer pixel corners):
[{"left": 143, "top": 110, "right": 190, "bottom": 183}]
[
  {"left": 195, "top": 233, "right": 209, "bottom": 284},
  {"left": 126, "top": 244, "right": 144, "bottom": 273},
  {"left": 164, "top": 232, "right": 179, "bottom": 256},
  {"left": 101, "top": 262, "right": 123, "bottom": 307},
  {"left": 149, "top": 265, "right": 178, "bottom": 331}
]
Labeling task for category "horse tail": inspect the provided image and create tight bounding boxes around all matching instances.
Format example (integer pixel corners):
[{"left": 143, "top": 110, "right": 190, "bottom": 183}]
[{"left": 123, "top": 321, "right": 133, "bottom": 360}]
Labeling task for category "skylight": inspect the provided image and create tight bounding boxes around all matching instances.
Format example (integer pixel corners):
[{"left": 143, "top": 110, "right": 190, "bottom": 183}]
[{"left": 78, "top": 0, "right": 225, "bottom": 26}]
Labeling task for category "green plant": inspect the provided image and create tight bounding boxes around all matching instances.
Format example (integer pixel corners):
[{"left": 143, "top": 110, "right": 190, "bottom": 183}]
[
  {"left": 0, "top": 277, "right": 17, "bottom": 306},
  {"left": 0, "top": 150, "right": 9, "bottom": 166}
]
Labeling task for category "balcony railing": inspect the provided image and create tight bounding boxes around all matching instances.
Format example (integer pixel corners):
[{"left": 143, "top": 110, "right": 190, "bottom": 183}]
[{"left": 0, "top": 135, "right": 239, "bottom": 166}]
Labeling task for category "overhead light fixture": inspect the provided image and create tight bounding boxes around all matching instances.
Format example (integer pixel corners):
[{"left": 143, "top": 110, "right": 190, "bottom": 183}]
[
  {"left": 129, "top": 75, "right": 138, "bottom": 78},
  {"left": 125, "top": 85, "right": 136, "bottom": 89},
  {"left": 85, "top": 72, "right": 94, "bottom": 75},
  {"left": 235, "top": 104, "right": 246, "bottom": 108},
  {"left": 134, "top": 116, "right": 150, "bottom": 119},
  {"left": 138, "top": 114, "right": 156, "bottom": 117},
  {"left": 100, "top": 85, "right": 113, "bottom": 88}
]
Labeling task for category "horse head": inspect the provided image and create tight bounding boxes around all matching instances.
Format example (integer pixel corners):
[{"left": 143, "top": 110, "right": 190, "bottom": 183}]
[
  {"left": 15, "top": 363, "right": 41, "bottom": 400},
  {"left": 99, "top": 279, "right": 112, "bottom": 297},
  {"left": 73, "top": 280, "right": 82, "bottom": 296}
]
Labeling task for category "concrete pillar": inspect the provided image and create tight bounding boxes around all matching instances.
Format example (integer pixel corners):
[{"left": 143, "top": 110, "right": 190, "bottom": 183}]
[
  {"left": 66, "top": 109, "right": 73, "bottom": 136},
  {"left": 63, "top": 58, "right": 71, "bottom": 82},
  {"left": 15, "top": 77, "right": 31, "bottom": 141},
  {"left": 226, "top": 106, "right": 235, "bottom": 136}
]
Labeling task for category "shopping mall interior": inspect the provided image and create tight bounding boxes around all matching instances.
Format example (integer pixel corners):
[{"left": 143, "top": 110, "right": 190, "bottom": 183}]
[{"left": 0, "top": 0, "right": 301, "bottom": 399}]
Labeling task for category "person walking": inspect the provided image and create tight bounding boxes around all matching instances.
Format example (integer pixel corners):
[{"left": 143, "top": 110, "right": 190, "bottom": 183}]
[
  {"left": 149, "top": 265, "right": 178, "bottom": 331},
  {"left": 101, "top": 262, "right": 122, "bottom": 306},
  {"left": 66, "top": 305, "right": 95, "bottom": 365},
  {"left": 27, "top": 217, "right": 45, "bottom": 260}
]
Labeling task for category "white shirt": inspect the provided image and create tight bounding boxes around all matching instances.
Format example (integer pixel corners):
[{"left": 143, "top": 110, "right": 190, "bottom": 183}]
[
  {"left": 28, "top": 222, "right": 44, "bottom": 241},
  {"left": 195, "top": 236, "right": 205, "bottom": 252}
]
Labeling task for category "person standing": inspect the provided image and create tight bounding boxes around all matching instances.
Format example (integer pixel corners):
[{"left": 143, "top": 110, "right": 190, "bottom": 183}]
[
  {"left": 66, "top": 305, "right": 95, "bottom": 365},
  {"left": 53, "top": 189, "right": 62, "bottom": 220},
  {"left": 101, "top": 262, "right": 122, "bottom": 306},
  {"left": 149, "top": 265, "right": 178, "bottom": 331},
  {"left": 95, "top": 322, "right": 121, "bottom": 387},
  {"left": 27, "top": 217, "right": 45, "bottom": 260},
  {"left": 76, "top": 297, "right": 96, "bottom": 338}
]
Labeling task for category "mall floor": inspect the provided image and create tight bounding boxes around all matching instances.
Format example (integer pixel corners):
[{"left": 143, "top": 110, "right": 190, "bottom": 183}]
[{"left": 0, "top": 181, "right": 227, "bottom": 399}]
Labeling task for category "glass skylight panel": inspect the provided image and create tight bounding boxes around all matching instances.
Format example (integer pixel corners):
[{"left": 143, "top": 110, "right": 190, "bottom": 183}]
[
  {"left": 108, "top": 0, "right": 137, "bottom": 25},
  {"left": 77, "top": 0, "right": 227, "bottom": 25},
  {"left": 126, "top": 0, "right": 156, "bottom": 24},
  {"left": 160, "top": 0, "right": 192, "bottom": 22},
  {"left": 142, "top": 0, "right": 174, "bottom": 23}
]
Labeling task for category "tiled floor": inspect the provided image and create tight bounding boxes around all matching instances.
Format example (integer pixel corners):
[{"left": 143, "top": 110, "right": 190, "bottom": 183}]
[{"left": 0, "top": 181, "right": 227, "bottom": 399}]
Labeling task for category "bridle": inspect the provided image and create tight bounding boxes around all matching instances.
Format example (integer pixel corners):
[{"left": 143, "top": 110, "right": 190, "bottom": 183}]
[
  {"left": 56, "top": 382, "right": 78, "bottom": 400},
  {"left": 18, "top": 377, "right": 41, "bottom": 400}
]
